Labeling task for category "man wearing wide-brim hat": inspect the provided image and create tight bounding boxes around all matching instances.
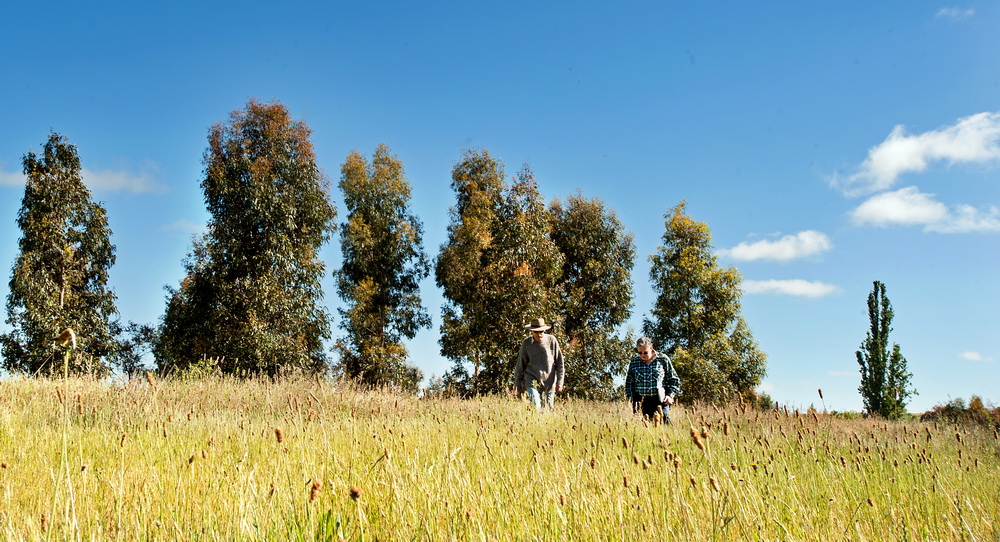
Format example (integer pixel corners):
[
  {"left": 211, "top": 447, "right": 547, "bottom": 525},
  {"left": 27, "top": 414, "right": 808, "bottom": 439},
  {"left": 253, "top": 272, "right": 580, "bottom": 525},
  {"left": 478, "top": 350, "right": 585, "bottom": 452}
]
[{"left": 514, "top": 317, "right": 565, "bottom": 410}]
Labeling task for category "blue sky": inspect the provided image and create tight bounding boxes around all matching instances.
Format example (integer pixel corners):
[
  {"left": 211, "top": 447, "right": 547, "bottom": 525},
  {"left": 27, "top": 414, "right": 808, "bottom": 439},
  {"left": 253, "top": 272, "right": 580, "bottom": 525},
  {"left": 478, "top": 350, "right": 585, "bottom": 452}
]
[{"left": 2, "top": 1, "right": 997, "bottom": 412}]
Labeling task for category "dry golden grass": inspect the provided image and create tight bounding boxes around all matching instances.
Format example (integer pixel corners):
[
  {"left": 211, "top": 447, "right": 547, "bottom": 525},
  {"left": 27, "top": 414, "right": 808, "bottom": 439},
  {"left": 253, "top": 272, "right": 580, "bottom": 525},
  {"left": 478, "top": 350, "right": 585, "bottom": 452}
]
[{"left": 0, "top": 375, "right": 997, "bottom": 540}]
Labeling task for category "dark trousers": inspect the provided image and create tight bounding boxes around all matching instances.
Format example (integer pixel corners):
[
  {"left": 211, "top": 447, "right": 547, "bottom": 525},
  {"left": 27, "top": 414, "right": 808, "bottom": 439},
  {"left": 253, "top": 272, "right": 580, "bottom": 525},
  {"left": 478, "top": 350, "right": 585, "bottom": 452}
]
[{"left": 632, "top": 395, "right": 670, "bottom": 422}]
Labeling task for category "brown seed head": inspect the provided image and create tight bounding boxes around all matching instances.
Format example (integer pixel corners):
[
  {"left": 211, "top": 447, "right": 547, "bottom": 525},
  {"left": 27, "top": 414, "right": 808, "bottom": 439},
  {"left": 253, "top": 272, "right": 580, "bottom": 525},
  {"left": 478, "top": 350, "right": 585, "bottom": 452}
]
[
  {"left": 710, "top": 477, "right": 721, "bottom": 492},
  {"left": 349, "top": 485, "right": 362, "bottom": 501},
  {"left": 55, "top": 328, "right": 77, "bottom": 348},
  {"left": 275, "top": 428, "right": 284, "bottom": 443},
  {"left": 309, "top": 480, "right": 322, "bottom": 503}
]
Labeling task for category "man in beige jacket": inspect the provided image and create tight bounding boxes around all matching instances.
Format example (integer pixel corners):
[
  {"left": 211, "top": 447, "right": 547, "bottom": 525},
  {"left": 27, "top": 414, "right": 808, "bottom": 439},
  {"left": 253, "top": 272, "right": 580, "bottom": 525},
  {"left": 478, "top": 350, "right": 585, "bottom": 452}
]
[{"left": 514, "top": 317, "right": 565, "bottom": 410}]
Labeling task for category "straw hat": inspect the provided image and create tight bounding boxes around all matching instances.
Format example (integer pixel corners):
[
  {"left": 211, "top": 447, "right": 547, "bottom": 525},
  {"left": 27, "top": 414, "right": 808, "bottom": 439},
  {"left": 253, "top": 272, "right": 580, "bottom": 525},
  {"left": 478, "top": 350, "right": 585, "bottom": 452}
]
[{"left": 524, "top": 317, "right": 552, "bottom": 332}]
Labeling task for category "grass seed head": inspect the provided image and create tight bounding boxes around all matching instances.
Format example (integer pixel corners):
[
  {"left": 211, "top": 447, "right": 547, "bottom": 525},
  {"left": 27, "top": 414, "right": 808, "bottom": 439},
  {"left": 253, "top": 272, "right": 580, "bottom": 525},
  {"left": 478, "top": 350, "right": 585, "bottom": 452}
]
[
  {"left": 309, "top": 480, "right": 322, "bottom": 503},
  {"left": 275, "top": 428, "right": 284, "bottom": 443},
  {"left": 349, "top": 485, "right": 362, "bottom": 501}
]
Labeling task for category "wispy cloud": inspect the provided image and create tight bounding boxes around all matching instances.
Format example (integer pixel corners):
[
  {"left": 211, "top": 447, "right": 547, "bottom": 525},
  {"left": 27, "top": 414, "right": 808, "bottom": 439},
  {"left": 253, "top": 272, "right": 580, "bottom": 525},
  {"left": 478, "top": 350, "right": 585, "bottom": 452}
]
[
  {"left": 935, "top": 7, "right": 975, "bottom": 20},
  {"left": 0, "top": 169, "right": 25, "bottom": 187},
  {"left": 720, "top": 230, "right": 832, "bottom": 262},
  {"left": 159, "top": 219, "right": 206, "bottom": 235},
  {"left": 757, "top": 381, "right": 776, "bottom": 393},
  {"left": 83, "top": 167, "right": 165, "bottom": 194},
  {"left": 742, "top": 279, "right": 840, "bottom": 298},
  {"left": 0, "top": 166, "right": 165, "bottom": 194},
  {"left": 960, "top": 351, "right": 994, "bottom": 362},
  {"left": 851, "top": 186, "right": 1000, "bottom": 232},
  {"left": 832, "top": 112, "right": 1000, "bottom": 195}
]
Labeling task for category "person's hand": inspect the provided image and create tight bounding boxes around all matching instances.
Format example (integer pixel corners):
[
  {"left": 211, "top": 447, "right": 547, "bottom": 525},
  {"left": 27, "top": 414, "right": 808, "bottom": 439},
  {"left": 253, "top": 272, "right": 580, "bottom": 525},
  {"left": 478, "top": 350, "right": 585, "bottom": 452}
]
[
  {"left": 556, "top": 384, "right": 563, "bottom": 393},
  {"left": 664, "top": 395, "right": 675, "bottom": 406}
]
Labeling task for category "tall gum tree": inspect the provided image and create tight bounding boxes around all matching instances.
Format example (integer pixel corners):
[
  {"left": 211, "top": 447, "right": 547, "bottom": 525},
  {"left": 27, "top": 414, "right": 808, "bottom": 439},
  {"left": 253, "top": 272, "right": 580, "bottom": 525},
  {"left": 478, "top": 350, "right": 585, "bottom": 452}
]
[
  {"left": 549, "top": 192, "right": 635, "bottom": 400},
  {"left": 154, "top": 99, "right": 336, "bottom": 375},
  {"left": 435, "top": 150, "right": 562, "bottom": 395},
  {"left": 643, "top": 201, "right": 766, "bottom": 403},
  {"left": 2, "top": 132, "right": 119, "bottom": 375},
  {"left": 335, "top": 144, "right": 430, "bottom": 391}
]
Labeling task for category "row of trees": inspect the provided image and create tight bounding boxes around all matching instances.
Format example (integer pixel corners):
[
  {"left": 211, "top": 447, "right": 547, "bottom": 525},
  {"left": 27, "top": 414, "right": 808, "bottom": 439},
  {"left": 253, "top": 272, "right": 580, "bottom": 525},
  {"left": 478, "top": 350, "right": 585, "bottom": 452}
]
[{"left": 1, "top": 99, "right": 767, "bottom": 403}]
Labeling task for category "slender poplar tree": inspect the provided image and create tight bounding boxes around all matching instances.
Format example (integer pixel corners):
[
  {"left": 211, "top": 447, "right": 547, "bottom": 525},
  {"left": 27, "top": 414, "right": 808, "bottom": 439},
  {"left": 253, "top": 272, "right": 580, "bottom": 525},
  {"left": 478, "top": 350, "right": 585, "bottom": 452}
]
[{"left": 857, "top": 280, "right": 915, "bottom": 419}]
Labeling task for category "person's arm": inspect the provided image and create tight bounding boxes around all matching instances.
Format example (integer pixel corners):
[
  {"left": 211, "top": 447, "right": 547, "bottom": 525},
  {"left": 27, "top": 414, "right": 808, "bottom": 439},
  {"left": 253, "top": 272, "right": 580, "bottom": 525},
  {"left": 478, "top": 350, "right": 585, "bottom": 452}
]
[
  {"left": 661, "top": 357, "right": 680, "bottom": 404},
  {"left": 624, "top": 360, "right": 635, "bottom": 399},
  {"left": 553, "top": 338, "right": 564, "bottom": 393},
  {"left": 514, "top": 343, "right": 527, "bottom": 397}
]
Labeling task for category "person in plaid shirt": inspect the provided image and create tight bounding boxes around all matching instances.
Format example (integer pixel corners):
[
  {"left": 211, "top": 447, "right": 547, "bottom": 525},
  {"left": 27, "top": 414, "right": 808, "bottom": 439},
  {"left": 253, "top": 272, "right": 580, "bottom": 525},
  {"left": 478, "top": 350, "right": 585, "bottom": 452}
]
[{"left": 624, "top": 337, "right": 680, "bottom": 423}]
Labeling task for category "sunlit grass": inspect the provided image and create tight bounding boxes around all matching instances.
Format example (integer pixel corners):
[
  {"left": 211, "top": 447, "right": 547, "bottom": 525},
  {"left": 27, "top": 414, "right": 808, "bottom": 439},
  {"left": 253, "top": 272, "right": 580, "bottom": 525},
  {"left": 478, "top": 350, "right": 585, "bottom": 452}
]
[{"left": 0, "top": 375, "right": 997, "bottom": 540}]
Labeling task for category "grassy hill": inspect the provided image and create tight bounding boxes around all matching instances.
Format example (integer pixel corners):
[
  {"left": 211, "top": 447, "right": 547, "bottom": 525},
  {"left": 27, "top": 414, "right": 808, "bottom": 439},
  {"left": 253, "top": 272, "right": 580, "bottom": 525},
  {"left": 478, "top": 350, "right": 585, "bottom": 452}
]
[{"left": 1, "top": 375, "right": 997, "bottom": 540}]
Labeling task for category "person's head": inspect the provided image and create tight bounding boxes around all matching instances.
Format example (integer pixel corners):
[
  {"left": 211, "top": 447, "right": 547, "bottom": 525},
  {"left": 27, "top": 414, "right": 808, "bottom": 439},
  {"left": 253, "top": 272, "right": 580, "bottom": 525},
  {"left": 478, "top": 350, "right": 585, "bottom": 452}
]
[
  {"left": 525, "top": 317, "right": 551, "bottom": 339},
  {"left": 636, "top": 337, "right": 655, "bottom": 359}
]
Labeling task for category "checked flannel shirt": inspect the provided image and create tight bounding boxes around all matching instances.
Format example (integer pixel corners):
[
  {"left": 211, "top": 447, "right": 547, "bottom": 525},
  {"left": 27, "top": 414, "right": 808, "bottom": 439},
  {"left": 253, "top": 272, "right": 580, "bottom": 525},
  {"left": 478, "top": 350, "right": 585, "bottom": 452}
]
[{"left": 624, "top": 354, "right": 681, "bottom": 401}]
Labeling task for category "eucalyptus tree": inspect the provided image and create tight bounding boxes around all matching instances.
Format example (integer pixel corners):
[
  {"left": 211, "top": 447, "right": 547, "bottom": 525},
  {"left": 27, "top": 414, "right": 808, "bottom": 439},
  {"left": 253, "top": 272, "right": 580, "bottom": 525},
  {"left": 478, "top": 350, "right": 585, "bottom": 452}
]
[
  {"left": 154, "top": 99, "right": 337, "bottom": 375},
  {"left": 2, "top": 132, "right": 120, "bottom": 375},
  {"left": 857, "top": 280, "right": 914, "bottom": 419},
  {"left": 435, "top": 150, "right": 563, "bottom": 395},
  {"left": 643, "top": 201, "right": 766, "bottom": 403},
  {"left": 549, "top": 192, "right": 635, "bottom": 400},
  {"left": 334, "top": 144, "right": 430, "bottom": 391}
]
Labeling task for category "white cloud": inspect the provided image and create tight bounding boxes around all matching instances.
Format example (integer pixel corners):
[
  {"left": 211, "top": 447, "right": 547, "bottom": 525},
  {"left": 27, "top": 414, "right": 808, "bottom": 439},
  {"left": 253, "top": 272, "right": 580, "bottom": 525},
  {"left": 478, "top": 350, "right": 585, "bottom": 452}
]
[
  {"left": 936, "top": 7, "right": 975, "bottom": 20},
  {"left": 720, "top": 230, "right": 832, "bottom": 262},
  {"left": 851, "top": 186, "right": 1000, "bottom": 232},
  {"left": 82, "top": 167, "right": 165, "bottom": 194},
  {"left": 833, "top": 112, "right": 1000, "bottom": 195},
  {"left": 960, "top": 351, "right": 994, "bottom": 362},
  {"left": 742, "top": 279, "right": 840, "bottom": 298},
  {"left": 0, "top": 169, "right": 25, "bottom": 187},
  {"left": 850, "top": 186, "right": 948, "bottom": 226}
]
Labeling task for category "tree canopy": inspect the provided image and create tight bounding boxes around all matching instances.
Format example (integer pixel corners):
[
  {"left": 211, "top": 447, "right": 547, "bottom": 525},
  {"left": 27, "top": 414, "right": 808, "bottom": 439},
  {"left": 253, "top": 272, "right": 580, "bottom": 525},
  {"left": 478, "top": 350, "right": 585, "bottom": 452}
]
[
  {"left": 2, "top": 132, "right": 120, "bottom": 375},
  {"left": 857, "top": 280, "right": 915, "bottom": 419},
  {"left": 643, "top": 201, "right": 766, "bottom": 403},
  {"left": 435, "top": 150, "right": 563, "bottom": 395},
  {"left": 334, "top": 144, "right": 430, "bottom": 391},
  {"left": 549, "top": 192, "right": 635, "bottom": 400},
  {"left": 153, "top": 99, "right": 337, "bottom": 376}
]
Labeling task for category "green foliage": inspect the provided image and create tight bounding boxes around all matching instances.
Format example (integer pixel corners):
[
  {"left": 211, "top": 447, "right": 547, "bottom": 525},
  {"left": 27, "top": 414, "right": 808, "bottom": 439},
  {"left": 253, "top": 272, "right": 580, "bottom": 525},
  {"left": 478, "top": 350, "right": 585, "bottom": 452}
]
[
  {"left": 921, "top": 395, "right": 999, "bottom": 428},
  {"left": 642, "top": 201, "right": 766, "bottom": 403},
  {"left": 333, "top": 144, "right": 430, "bottom": 392},
  {"left": 1, "top": 132, "right": 120, "bottom": 375},
  {"left": 435, "top": 150, "right": 563, "bottom": 394},
  {"left": 549, "top": 193, "right": 635, "bottom": 400},
  {"left": 153, "top": 100, "right": 336, "bottom": 376},
  {"left": 856, "top": 280, "right": 915, "bottom": 419}
]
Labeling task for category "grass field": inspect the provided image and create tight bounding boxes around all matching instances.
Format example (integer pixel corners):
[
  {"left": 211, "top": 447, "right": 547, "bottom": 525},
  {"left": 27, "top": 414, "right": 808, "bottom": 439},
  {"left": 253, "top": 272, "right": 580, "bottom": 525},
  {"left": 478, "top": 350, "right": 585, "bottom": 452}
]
[{"left": 0, "top": 375, "right": 997, "bottom": 541}]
